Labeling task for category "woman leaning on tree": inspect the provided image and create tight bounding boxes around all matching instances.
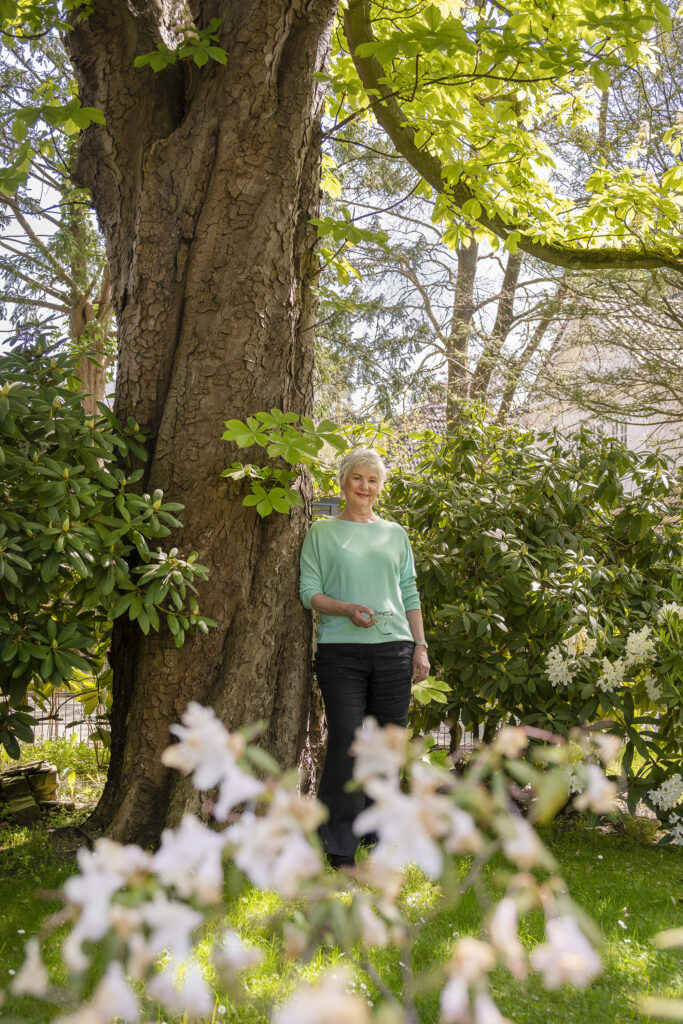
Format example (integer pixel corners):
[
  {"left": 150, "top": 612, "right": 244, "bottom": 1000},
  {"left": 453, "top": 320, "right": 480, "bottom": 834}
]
[{"left": 299, "top": 447, "right": 430, "bottom": 868}]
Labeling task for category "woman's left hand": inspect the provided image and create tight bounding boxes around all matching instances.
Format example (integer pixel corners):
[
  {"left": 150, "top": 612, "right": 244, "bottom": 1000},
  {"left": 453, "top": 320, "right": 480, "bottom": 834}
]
[{"left": 412, "top": 645, "right": 430, "bottom": 683}]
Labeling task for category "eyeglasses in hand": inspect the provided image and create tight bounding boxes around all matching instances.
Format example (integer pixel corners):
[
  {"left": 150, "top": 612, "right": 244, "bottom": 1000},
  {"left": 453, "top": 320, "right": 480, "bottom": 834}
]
[{"left": 373, "top": 610, "right": 394, "bottom": 635}]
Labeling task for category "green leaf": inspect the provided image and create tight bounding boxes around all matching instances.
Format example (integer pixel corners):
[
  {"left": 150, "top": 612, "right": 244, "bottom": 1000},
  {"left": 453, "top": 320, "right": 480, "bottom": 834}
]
[
  {"left": 590, "top": 64, "right": 611, "bottom": 91},
  {"left": 206, "top": 46, "right": 228, "bottom": 64}
]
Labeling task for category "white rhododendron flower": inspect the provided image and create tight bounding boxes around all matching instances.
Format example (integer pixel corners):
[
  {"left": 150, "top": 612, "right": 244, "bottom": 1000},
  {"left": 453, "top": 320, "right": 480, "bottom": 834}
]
[
  {"left": 161, "top": 702, "right": 264, "bottom": 820},
  {"left": 656, "top": 602, "right": 683, "bottom": 622},
  {"left": 643, "top": 673, "right": 664, "bottom": 701},
  {"left": 356, "top": 783, "right": 444, "bottom": 878},
  {"left": 473, "top": 991, "right": 511, "bottom": 1024},
  {"left": 10, "top": 937, "right": 49, "bottom": 997},
  {"left": 489, "top": 898, "right": 526, "bottom": 977},
  {"left": 648, "top": 774, "right": 683, "bottom": 812},
  {"left": 573, "top": 763, "right": 618, "bottom": 815},
  {"left": 667, "top": 813, "right": 683, "bottom": 845},
  {"left": 350, "top": 716, "right": 407, "bottom": 785},
  {"left": 448, "top": 937, "right": 496, "bottom": 983},
  {"left": 584, "top": 636, "right": 598, "bottom": 657},
  {"left": 591, "top": 733, "right": 622, "bottom": 766},
  {"left": 443, "top": 805, "right": 483, "bottom": 855},
  {"left": 146, "top": 961, "right": 213, "bottom": 1018},
  {"left": 122, "top": 892, "right": 204, "bottom": 979},
  {"left": 596, "top": 656, "right": 625, "bottom": 692},
  {"left": 356, "top": 900, "right": 390, "bottom": 947},
  {"left": 546, "top": 645, "right": 574, "bottom": 687},
  {"left": 152, "top": 814, "right": 230, "bottom": 903},
  {"left": 226, "top": 788, "right": 325, "bottom": 898},
  {"left": 62, "top": 839, "right": 152, "bottom": 971},
  {"left": 500, "top": 816, "right": 547, "bottom": 869},
  {"left": 624, "top": 625, "right": 656, "bottom": 668},
  {"left": 567, "top": 766, "right": 583, "bottom": 795},
  {"left": 213, "top": 928, "right": 263, "bottom": 980},
  {"left": 440, "top": 974, "right": 470, "bottom": 1023},
  {"left": 493, "top": 727, "right": 528, "bottom": 758},
  {"left": 358, "top": 758, "right": 481, "bottom": 876},
  {"left": 530, "top": 916, "right": 602, "bottom": 988},
  {"left": 137, "top": 891, "right": 203, "bottom": 961},
  {"left": 271, "top": 969, "right": 372, "bottom": 1024},
  {"left": 54, "top": 962, "right": 139, "bottom": 1024}
]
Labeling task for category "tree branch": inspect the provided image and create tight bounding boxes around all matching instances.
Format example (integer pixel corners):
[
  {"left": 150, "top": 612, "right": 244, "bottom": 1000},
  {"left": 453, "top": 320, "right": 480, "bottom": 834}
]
[
  {"left": 343, "top": 0, "right": 683, "bottom": 273},
  {"left": 0, "top": 195, "right": 79, "bottom": 292}
]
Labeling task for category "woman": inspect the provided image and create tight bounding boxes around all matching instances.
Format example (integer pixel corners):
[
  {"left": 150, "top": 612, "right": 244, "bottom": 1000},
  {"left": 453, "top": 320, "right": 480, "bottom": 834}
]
[{"left": 299, "top": 447, "right": 430, "bottom": 867}]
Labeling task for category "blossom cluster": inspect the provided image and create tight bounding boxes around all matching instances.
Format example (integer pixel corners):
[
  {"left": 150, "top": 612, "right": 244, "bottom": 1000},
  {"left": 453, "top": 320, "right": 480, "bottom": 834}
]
[
  {"left": 545, "top": 628, "right": 597, "bottom": 688},
  {"left": 5, "top": 705, "right": 608, "bottom": 1024},
  {"left": 648, "top": 774, "right": 683, "bottom": 813},
  {"left": 656, "top": 602, "right": 683, "bottom": 622},
  {"left": 546, "top": 621, "right": 664, "bottom": 694},
  {"left": 665, "top": 814, "right": 683, "bottom": 846}
]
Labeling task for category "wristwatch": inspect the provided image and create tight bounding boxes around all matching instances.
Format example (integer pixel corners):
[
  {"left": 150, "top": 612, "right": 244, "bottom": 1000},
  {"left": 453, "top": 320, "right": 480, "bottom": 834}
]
[{"left": 414, "top": 639, "right": 428, "bottom": 649}]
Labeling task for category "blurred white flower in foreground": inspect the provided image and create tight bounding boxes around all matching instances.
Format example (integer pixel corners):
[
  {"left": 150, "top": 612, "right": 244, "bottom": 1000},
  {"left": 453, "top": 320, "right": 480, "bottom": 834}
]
[
  {"left": 530, "top": 915, "right": 602, "bottom": 988},
  {"left": 161, "top": 701, "right": 264, "bottom": 820},
  {"left": 440, "top": 940, "right": 510, "bottom": 1023},
  {"left": 473, "top": 991, "right": 511, "bottom": 1024},
  {"left": 54, "top": 962, "right": 139, "bottom": 1024},
  {"left": 146, "top": 961, "right": 213, "bottom": 1018},
  {"left": 356, "top": 899, "right": 390, "bottom": 947},
  {"left": 271, "top": 969, "right": 374, "bottom": 1024},
  {"left": 354, "top": 738, "right": 482, "bottom": 881},
  {"left": 153, "top": 814, "right": 229, "bottom": 903},
  {"left": 493, "top": 727, "right": 528, "bottom": 758},
  {"left": 591, "top": 733, "right": 622, "bottom": 766},
  {"left": 350, "top": 717, "right": 407, "bottom": 784},
  {"left": 449, "top": 937, "right": 496, "bottom": 983},
  {"left": 213, "top": 928, "right": 263, "bottom": 981},
  {"left": 573, "top": 763, "right": 618, "bottom": 815},
  {"left": 500, "top": 816, "right": 547, "bottom": 869},
  {"left": 62, "top": 840, "right": 152, "bottom": 972},
  {"left": 489, "top": 898, "right": 526, "bottom": 977},
  {"left": 355, "top": 778, "right": 445, "bottom": 879},
  {"left": 226, "top": 788, "right": 325, "bottom": 898},
  {"left": 440, "top": 974, "right": 469, "bottom": 1023},
  {"left": 10, "top": 937, "right": 49, "bottom": 997}
]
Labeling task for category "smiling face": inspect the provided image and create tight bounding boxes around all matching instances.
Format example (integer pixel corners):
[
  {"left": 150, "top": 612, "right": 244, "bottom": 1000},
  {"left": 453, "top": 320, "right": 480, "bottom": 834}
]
[{"left": 341, "top": 462, "right": 381, "bottom": 518}]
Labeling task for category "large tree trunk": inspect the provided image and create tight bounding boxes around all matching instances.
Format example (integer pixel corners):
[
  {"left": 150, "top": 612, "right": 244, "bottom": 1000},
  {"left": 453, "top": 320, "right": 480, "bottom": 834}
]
[{"left": 65, "top": 0, "right": 338, "bottom": 844}]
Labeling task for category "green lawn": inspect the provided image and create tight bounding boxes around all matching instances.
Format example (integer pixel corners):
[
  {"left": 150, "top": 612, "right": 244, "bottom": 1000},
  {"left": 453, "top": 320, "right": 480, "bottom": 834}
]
[{"left": 1, "top": 761, "right": 681, "bottom": 1024}]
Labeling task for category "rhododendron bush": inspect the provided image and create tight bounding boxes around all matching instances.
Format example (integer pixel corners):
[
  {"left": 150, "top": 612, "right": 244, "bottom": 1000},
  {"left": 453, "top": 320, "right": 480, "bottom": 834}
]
[
  {"left": 382, "top": 417, "right": 683, "bottom": 840},
  {"left": 3, "top": 705, "right": 617, "bottom": 1023}
]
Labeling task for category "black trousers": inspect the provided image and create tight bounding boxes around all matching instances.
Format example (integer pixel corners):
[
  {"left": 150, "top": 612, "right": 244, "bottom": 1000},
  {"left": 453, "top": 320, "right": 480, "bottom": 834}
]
[{"left": 314, "top": 640, "right": 414, "bottom": 859}]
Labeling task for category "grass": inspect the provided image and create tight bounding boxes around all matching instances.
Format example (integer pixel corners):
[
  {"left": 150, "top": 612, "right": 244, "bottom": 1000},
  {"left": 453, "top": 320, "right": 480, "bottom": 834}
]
[
  {"left": 0, "top": 743, "right": 681, "bottom": 1023},
  {"left": 0, "top": 734, "right": 109, "bottom": 778}
]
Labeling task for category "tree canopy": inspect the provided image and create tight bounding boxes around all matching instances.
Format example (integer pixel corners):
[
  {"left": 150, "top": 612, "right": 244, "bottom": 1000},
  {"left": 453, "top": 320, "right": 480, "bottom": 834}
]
[{"left": 325, "top": 0, "right": 683, "bottom": 271}]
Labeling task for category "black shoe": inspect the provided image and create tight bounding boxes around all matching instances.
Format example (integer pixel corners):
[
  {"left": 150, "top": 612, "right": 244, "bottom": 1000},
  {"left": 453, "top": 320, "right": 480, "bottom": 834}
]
[{"left": 329, "top": 853, "right": 355, "bottom": 869}]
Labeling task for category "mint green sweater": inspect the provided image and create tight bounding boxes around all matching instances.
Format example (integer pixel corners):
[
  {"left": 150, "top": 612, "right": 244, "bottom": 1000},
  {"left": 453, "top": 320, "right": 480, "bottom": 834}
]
[{"left": 299, "top": 517, "right": 421, "bottom": 644}]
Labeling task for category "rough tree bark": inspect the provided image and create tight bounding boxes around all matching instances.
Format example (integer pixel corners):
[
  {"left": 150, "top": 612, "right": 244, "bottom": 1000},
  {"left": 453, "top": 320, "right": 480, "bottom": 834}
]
[{"left": 65, "top": 0, "right": 338, "bottom": 844}]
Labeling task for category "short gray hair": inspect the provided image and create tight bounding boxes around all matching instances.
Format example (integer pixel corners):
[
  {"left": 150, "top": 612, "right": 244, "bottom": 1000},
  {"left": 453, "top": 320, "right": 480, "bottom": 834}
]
[{"left": 339, "top": 447, "right": 387, "bottom": 489}]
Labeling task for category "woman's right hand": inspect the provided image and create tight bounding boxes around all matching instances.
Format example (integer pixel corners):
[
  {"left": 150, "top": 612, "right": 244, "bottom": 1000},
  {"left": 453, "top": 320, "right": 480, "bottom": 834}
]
[{"left": 344, "top": 603, "right": 376, "bottom": 628}]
